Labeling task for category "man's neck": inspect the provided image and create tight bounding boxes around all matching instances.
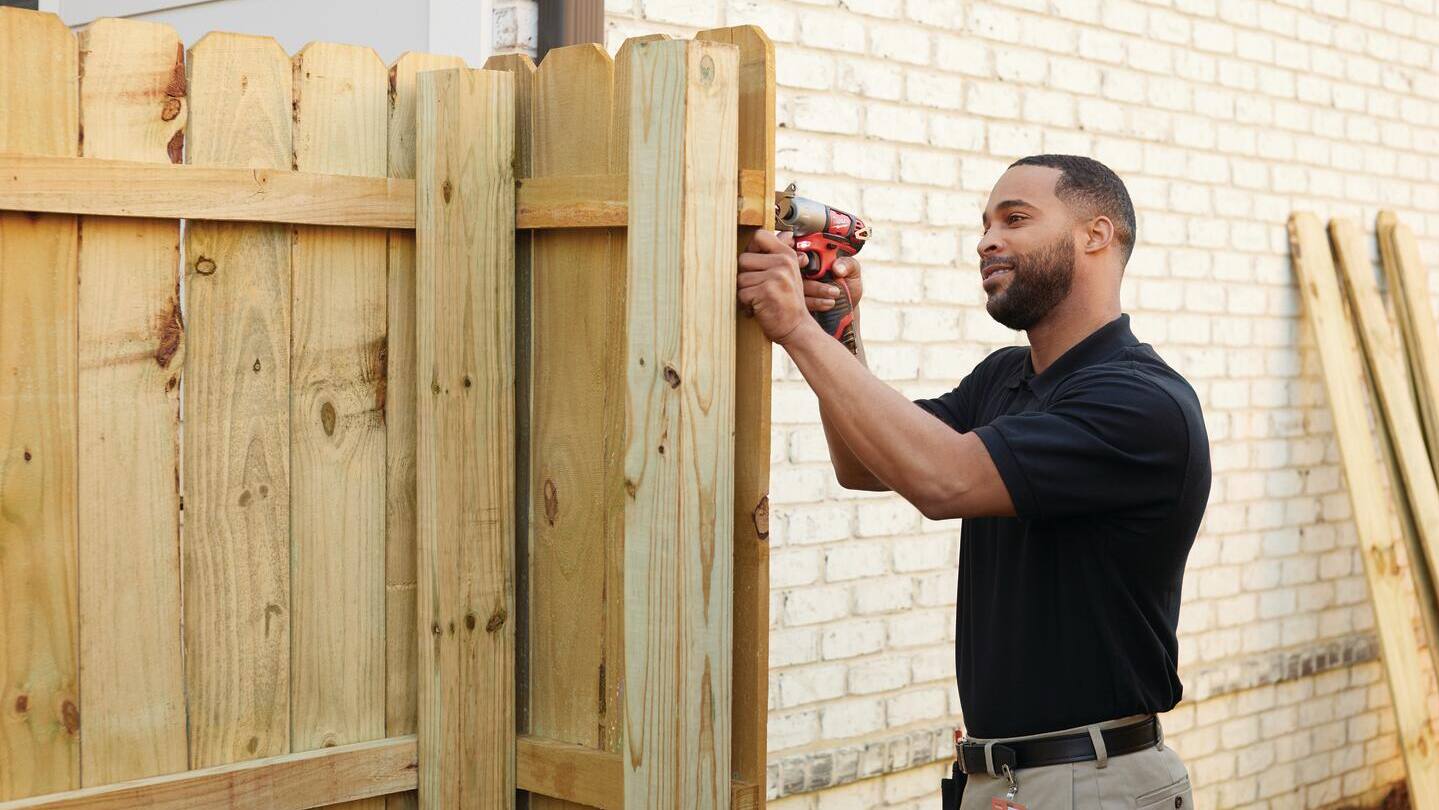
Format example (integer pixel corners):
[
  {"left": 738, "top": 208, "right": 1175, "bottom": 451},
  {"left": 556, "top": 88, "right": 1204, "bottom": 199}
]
[{"left": 1024, "top": 298, "right": 1122, "bottom": 374}]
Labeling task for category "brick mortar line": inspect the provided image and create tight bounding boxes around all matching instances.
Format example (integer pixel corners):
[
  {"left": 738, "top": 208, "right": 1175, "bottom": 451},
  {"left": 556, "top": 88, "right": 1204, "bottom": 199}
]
[{"left": 766, "top": 630, "right": 1379, "bottom": 799}]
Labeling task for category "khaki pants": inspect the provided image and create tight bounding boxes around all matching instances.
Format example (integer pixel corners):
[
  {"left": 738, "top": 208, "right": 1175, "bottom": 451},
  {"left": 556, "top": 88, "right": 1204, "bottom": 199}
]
[{"left": 958, "top": 715, "right": 1193, "bottom": 810}]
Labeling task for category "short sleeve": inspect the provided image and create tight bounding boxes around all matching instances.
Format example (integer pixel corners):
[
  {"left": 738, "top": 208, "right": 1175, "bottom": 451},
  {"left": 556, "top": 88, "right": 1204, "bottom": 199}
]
[
  {"left": 913, "top": 373, "right": 978, "bottom": 433},
  {"left": 972, "top": 369, "right": 1191, "bottom": 520}
]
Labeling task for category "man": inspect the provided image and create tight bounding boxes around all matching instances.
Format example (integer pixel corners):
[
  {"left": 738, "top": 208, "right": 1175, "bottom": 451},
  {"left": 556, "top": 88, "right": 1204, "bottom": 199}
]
[{"left": 737, "top": 155, "right": 1210, "bottom": 809}]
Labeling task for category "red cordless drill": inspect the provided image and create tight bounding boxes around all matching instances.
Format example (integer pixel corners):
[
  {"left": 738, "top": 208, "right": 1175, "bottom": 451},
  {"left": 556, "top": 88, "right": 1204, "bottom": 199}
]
[{"left": 775, "top": 183, "right": 871, "bottom": 354}]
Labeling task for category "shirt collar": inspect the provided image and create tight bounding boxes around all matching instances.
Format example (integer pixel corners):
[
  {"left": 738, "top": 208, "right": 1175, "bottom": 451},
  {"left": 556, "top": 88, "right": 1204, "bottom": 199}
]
[{"left": 1005, "top": 314, "right": 1139, "bottom": 398}]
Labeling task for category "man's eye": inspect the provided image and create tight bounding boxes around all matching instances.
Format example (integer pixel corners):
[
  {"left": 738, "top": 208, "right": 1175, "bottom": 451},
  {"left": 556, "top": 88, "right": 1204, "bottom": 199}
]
[{"left": 1007, "top": 214, "right": 1025, "bottom": 225}]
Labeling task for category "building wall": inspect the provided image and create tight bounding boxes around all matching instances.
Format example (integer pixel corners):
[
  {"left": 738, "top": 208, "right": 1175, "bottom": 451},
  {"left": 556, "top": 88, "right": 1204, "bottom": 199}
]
[
  {"left": 486, "top": 1, "right": 1439, "bottom": 807},
  {"left": 55, "top": 0, "right": 489, "bottom": 66}
]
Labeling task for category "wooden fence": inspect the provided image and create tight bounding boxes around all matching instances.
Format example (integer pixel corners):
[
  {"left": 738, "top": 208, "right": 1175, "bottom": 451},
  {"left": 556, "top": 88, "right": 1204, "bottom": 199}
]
[{"left": 0, "top": 8, "right": 774, "bottom": 810}]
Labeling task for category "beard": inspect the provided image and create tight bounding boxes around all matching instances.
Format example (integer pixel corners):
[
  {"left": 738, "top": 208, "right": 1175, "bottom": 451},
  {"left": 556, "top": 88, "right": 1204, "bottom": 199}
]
[{"left": 983, "top": 233, "right": 1076, "bottom": 330}]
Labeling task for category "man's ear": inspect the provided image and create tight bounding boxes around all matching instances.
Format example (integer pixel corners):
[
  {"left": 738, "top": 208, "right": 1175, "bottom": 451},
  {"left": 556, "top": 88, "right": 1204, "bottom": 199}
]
[{"left": 1083, "top": 215, "right": 1115, "bottom": 255}]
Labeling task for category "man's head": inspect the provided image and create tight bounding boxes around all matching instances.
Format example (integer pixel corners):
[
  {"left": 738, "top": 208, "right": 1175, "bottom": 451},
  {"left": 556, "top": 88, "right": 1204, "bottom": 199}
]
[{"left": 977, "top": 155, "right": 1136, "bottom": 330}]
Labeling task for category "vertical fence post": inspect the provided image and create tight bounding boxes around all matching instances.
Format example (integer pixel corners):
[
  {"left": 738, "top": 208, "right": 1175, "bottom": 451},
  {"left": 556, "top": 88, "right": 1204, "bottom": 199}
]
[
  {"left": 415, "top": 66, "right": 516, "bottom": 810},
  {"left": 622, "top": 38, "right": 739, "bottom": 809}
]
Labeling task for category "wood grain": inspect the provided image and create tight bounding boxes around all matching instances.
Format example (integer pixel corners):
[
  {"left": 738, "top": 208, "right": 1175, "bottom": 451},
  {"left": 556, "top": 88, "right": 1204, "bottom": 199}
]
[
  {"left": 516, "top": 736, "right": 621, "bottom": 810},
  {"left": 1289, "top": 213, "right": 1439, "bottom": 807},
  {"left": 1329, "top": 218, "right": 1439, "bottom": 671},
  {"left": 0, "top": 736, "right": 418, "bottom": 810},
  {"left": 0, "top": 156, "right": 413, "bottom": 228},
  {"left": 414, "top": 67, "right": 515, "bottom": 810},
  {"left": 183, "top": 31, "right": 293, "bottom": 769},
  {"left": 1378, "top": 211, "right": 1439, "bottom": 479},
  {"left": 529, "top": 44, "right": 617, "bottom": 810},
  {"left": 695, "top": 26, "right": 775, "bottom": 802},
  {"left": 383, "top": 50, "right": 465, "bottom": 810},
  {"left": 289, "top": 44, "right": 389, "bottom": 810},
  {"left": 0, "top": 156, "right": 766, "bottom": 230},
  {"left": 0, "top": 8, "right": 80, "bottom": 800},
  {"left": 75, "top": 16, "right": 189, "bottom": 787},
  {"left": 481, "top": 50, "right": 537, "bottom": 760},
  {"left": 622, "top": 38, "right": 739, "bottom": 809}
]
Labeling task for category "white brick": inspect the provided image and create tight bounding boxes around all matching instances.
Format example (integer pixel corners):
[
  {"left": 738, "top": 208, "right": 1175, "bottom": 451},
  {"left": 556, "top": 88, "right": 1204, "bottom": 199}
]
[
  {"left": 822, "top": 620, "right": 887, "bottom": 659},
  {"left": 799, "top": 12, "right": 866, "bottom": 52},
  {"left": 886, "top": 688, "right": 947, "bottom": 725},
  {"left": 785, "top": 586, "right": 850, "bottom": 626},
  {"left": 848, "top": 656, "right": 912, "bottom": 694},
  {"left": 870, "top": 23, "right": 931, "bottom": 65},
  {"left": 778, "top": 664, "right": 848, "bottom": 708},
  {"left": 853, "top": 577, "right": 912, "bottom": 614},
  {"left": 820, "top": 697, "right": 885, "bottom": 738},
  {"left": 792, "top": 95, "right": 861, "bottom": 134},
  {"left": 825, "top": 542, "right": 888, "bottom": 582}
]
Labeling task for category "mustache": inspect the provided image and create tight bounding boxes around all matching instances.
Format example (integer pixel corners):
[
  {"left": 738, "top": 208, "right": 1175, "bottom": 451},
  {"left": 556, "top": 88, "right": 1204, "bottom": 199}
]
[{"left": 981, "top": 256, "right": 1016, "bottom": 270}]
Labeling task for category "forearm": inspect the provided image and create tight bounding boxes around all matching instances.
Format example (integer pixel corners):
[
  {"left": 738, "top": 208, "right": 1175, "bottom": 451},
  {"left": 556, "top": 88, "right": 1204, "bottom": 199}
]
[
  {"left": 817, "top": 310, "right": 887, "bottom": 489},
  {"left": 783, "top": 321, "right": 965, "bottom": 510}
]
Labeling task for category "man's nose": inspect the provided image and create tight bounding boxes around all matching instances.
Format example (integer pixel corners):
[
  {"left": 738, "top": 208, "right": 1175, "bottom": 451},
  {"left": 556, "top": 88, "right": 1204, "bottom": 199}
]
[{"left": 977, "top": 231, "right": 1002, "bottom": 257}]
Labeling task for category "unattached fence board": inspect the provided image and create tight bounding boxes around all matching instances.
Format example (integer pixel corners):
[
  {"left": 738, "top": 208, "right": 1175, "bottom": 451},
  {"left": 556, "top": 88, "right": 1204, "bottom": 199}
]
[
  {"left": 1289, "top": 213, "right": 1439, "bottom": 806},
  {"left": 622, "top": 38, "right": 739, "bottom": 809},
  {"left": 289, "top": 43, "right": 389, "bottom": 810},
  {"left": 0, "top": 8, "right": 81, "bottom": 801},
  {"left": 1378, "top": 211, "right": 1439, "bottom": 480},
  {"left": 414, "top": 66, "right": 516, "bottom": 810},
  {"left": 1329, "top": 218, "right": 1439, "bottom": 675},
  {"left": 384, "top": 49, "right": 466, "bottom": 810},
  {"left": 75, "top": 17, "right": 190, "bottom": 786},
  {"left": 182, "top": 31, "right": 294, "bottom": 768}
]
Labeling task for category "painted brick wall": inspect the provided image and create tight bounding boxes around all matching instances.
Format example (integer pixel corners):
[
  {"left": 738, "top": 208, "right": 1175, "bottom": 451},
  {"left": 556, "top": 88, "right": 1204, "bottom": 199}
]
[{"left": 492, "top": 1, "right": 1439, "bottom": 807}]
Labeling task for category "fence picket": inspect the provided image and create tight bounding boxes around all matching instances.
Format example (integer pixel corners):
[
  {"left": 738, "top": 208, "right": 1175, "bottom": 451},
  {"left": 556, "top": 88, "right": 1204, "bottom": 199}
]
[
  {"left": 415, "top": 66, "right": 515, "bottom": 810},
  {"left": 183, "top": 31, "right": 293, "bottom": 769},
  {"left": 75, "top": 17, "right": 190, "bottom": 786},
  {"left": 383, "top": 50, "right": 465, "bottom": 810},
  {"left": 0, "top": 8, "right": 80, "bottom": 801},
  {"left": 694, "top": 27, "right": 774, "bottom": 806},
  {"left": 528, "top": 48, "right": 618, "bottom": 797},
  {"left": 288, "top": 44, "right": 389, "bottom": 809},
  {"left": 480, "top": 51, "right": 537, "bottom": 788},
  {"left": 621, "top": 38, "right": 739, "bottom": 809}
]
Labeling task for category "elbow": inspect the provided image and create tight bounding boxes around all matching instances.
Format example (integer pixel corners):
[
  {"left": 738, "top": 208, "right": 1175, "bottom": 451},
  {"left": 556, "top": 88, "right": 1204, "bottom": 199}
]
[
  {"left": 914, "top": 481, "right": 967, "bottom": 522},
  {"left": 835, "top": 466, "right": 890, "bottom": 492}
]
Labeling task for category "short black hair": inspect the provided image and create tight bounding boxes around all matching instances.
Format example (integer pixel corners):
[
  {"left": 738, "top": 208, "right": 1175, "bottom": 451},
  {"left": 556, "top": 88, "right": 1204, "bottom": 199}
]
[{"left": 1008, "top": 154, "right": 1136, "bottom": 263}]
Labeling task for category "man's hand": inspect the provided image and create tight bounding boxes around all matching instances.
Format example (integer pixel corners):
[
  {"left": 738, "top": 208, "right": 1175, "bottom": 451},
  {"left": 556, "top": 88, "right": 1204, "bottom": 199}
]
[{"left": 737, "top": 230, "right": 864, "bottom": 346}]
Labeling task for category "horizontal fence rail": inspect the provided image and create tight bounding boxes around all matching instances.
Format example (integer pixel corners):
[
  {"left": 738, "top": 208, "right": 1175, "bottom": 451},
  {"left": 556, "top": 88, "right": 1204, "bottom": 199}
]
[{"left": 0, "top": 155, "right": 769, "bottom": 229}]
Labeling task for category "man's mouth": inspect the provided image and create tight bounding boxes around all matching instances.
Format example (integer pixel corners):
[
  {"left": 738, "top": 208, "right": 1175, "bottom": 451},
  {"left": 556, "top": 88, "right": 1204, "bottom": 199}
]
[{"left": 982, "top": 263, "right": 1013, "bottom": 281}]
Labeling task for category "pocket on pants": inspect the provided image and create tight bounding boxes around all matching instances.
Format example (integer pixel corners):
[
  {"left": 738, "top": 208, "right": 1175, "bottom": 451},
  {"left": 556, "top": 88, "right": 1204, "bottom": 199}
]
[{"left": 1135, "top": 775, "right": 1191, "bottom": 809}]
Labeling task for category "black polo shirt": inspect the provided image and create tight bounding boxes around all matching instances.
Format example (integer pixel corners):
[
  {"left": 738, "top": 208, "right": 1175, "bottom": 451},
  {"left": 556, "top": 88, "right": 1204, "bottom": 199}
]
[{"left": 913, "top": 314, "right": 1210, "bottom": 739}]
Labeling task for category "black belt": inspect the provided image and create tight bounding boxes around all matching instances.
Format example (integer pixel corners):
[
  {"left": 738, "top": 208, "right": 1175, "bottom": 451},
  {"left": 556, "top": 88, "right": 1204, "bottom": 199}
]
[{"left": 956, "top": 715, "right": 1160, "bottom": 775}]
